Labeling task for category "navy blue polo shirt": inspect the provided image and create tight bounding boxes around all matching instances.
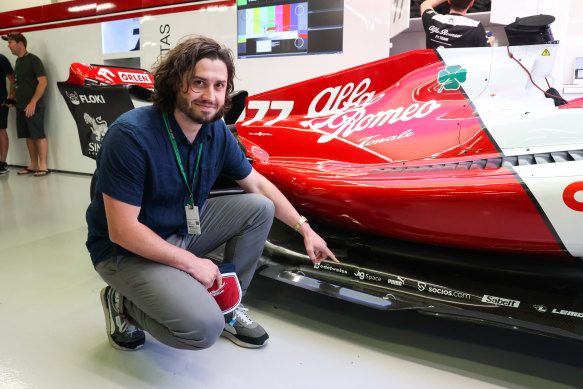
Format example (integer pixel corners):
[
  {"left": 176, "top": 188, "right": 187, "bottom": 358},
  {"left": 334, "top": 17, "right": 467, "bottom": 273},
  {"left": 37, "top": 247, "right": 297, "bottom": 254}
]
[{"left": 86, "top": 105, "right": 252, "bottom": 267}]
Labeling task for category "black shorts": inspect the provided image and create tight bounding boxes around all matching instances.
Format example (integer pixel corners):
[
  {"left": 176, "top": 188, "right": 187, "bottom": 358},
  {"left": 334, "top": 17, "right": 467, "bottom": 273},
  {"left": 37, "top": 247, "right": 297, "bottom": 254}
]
[
  {"left": 16, "top": 106, "right": 45, "bottom": 139},
  {"left": 0, "top": 105, "right": 8, "bottom": 129}
]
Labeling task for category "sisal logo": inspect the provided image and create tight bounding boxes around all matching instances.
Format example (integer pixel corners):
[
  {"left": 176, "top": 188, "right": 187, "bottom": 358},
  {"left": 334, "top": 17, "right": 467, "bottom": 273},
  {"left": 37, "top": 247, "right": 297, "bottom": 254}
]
[
  {"left": 83, "top": 113, "right": 108, "bottom": 142},
  {"left": 118, "top": 72, "right": 151, "bottom": 84},
  {"left": 482, "top": 295, "right": 520, "bottom": 308}
]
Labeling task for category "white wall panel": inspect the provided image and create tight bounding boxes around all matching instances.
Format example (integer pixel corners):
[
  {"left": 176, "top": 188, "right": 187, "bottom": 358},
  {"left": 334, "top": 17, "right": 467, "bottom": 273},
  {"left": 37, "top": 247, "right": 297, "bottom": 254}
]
[
  {"left": 1, "top": 1, "right": 392, "bottom": 174},
  {"left": 0, "top": 22, "right": 104, "bottom": 174}
]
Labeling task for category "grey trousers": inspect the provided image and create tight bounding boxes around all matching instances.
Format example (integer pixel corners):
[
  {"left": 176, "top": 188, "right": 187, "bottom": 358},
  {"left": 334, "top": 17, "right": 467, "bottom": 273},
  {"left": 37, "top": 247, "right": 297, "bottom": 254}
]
[{"left": 95, "top": 194, "right": 275, "bottom": 350}]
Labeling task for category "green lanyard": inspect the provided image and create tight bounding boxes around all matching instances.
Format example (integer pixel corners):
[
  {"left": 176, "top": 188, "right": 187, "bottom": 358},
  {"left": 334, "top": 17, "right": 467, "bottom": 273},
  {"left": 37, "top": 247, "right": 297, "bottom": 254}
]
[{"left": 162, "top": 113, "right": 203, "bottom": 208}]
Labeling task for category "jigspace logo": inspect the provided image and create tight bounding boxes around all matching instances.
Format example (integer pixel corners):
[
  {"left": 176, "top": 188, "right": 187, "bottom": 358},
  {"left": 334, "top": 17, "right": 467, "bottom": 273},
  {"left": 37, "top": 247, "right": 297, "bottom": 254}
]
[
  {"left": 354, "top": 270, "right": 382, "bottom": 282},
  {"left": 482, "top": 295, "right": 520, "bottom": 308}
]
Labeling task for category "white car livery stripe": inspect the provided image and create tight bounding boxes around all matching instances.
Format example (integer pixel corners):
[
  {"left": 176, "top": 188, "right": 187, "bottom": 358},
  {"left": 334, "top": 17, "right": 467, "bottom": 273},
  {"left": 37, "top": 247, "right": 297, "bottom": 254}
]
[
  {"left": 439, "top": 44, "right": 583, "bottom": 257},
  {"left": 514, "top": 161, "right": 583, "bottom": 257}
]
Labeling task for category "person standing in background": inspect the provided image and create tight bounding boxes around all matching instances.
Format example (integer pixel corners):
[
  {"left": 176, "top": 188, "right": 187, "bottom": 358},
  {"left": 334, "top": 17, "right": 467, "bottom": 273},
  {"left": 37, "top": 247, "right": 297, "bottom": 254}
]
[
  {"left": 0, "top": 53, "right": 14, "bottom": 175},
  {"left": 2, "top": 32, "right": 49, "bottom": 177},
  {"left": 420, "top": 0, "right": 495, "bottom": 49}
]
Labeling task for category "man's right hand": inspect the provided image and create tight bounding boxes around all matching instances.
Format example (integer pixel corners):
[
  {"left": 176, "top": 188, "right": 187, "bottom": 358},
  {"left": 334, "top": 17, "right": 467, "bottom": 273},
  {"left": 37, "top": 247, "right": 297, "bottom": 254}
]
[{"left": 187, "top": 255, "right": 223, "bottom": 289}]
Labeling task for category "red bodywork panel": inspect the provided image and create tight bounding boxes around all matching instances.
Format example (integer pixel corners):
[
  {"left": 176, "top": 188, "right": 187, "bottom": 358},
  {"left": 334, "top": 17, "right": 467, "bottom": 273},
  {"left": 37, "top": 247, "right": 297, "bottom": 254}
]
[
  {"left": 237, "top": 50, "right": 566, "bottom": 257},
  {"left": 66, "top": 63, "right": 154, "bottom": 88}
]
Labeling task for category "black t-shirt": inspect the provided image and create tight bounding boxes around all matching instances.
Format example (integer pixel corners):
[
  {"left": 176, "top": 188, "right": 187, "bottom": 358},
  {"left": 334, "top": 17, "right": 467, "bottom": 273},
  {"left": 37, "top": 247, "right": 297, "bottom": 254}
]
[
  {"left": 0, "top": 54, "right": 14, "bottom": 102},
  {"left": 15, "top": 52, "right": 46, "bottom": 109},
  {"left": 422, "top": 9, "right": 489, "bottom": 49}
]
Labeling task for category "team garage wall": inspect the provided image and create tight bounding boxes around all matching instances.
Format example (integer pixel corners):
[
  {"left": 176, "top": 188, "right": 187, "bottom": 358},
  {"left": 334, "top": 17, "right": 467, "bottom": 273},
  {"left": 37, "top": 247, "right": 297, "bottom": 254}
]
[{"left": 0, "top": 0, "right": 392, "bottom": 174}]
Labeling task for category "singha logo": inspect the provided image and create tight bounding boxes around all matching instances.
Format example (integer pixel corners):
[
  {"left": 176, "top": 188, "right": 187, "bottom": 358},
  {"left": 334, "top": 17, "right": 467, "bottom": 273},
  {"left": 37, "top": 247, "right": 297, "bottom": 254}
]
[
  {"left": 83, "top": 113, "right": 108, "bottom": 141},
  {"left": 66, "top": 91, "right": 80, "bottom": 105}
]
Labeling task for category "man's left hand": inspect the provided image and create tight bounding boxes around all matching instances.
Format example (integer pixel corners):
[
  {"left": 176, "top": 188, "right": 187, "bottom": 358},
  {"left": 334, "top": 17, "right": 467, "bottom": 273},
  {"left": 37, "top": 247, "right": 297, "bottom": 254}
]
[
  {"left": 25, "top": 101, "right": 36, "bottom": 117},
  {"left": 302, "top": 227, "right": 339, "bottom": 264}
]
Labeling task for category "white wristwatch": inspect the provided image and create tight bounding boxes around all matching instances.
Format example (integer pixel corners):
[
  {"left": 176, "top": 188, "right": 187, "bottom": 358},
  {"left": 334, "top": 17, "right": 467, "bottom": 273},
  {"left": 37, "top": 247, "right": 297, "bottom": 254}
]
[{"left": 293, "top": 215, "right": 308, "bottom": 232}]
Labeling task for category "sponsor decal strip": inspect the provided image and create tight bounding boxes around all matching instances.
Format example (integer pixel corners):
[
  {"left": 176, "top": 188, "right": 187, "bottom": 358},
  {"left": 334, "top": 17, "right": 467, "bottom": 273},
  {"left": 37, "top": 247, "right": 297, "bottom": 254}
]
[
  {"left": 311, "top": 262, "right": 480, "bottom": 304},
  {"left": 310, "top": 262, "right": 583, "bottom": 322}
]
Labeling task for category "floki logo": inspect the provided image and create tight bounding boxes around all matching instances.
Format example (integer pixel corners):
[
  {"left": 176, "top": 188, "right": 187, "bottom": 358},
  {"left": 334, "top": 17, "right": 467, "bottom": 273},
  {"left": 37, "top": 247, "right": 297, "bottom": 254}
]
[
  {"left": 66, "top": 91, "right": 106, "bottom": 105},
  {"left": 65, "top": 91, "right": 80, "bottom": 105}
]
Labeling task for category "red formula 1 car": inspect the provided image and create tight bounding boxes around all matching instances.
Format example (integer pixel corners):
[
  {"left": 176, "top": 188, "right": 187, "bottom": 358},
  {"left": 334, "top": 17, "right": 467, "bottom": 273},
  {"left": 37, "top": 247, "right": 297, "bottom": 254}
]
[
  {"left": 235, "top": 43, "right": 583, "bottom": 342},
  {"left": 60, "top": 43, "right": 583, "bottom": 342}
]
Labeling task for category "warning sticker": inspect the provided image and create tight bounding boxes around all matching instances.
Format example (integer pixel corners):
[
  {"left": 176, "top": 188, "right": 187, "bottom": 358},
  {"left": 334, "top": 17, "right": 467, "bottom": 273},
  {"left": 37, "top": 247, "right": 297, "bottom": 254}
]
[{"left": 542, "top": 49, "right": 551, "bottom": 56}]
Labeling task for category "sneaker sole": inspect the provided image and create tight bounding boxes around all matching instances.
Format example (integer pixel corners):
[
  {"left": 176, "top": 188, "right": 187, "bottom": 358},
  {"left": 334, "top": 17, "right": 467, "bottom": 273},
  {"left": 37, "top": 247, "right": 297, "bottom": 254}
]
[
  {"left": 220, "top": 330, "right": 269, "bottom": 349},
  {"left": 100, "top": 287, "right": 143, "bottom": 351}
]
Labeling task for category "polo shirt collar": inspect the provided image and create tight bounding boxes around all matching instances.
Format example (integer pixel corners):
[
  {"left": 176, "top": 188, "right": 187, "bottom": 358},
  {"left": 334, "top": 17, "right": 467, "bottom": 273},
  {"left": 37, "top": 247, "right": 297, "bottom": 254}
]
[{"left": 167, "top": 112, "right": 214, "bottom": 145}]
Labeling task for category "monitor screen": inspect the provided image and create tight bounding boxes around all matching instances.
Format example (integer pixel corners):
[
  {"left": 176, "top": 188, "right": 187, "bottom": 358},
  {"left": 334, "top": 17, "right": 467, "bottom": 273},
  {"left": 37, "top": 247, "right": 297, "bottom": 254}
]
[
  {"left": 237, "top": 0, "right": 343, "bottom": 58},
  {"left": 101, "top": 18, "right": 140, "bottom": 54}
]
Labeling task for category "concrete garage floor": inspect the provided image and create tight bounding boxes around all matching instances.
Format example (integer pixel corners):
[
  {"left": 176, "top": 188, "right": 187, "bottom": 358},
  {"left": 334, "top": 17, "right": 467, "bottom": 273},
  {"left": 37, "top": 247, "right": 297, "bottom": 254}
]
[{"left": 1, "top": 171, "right": 582, "bottom": 389}]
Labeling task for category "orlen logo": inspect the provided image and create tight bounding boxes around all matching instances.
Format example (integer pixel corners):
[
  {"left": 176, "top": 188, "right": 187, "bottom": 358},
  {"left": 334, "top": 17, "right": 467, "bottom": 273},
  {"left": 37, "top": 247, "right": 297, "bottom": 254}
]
[
  {"left": 118, "top": 72, "right": 151, "bottom": 84},
  {"left": 482, "top": 295, "right": 520, "bottom": 308},
  {"left": 563, "top": 181, "right": 583, "bottom": 212}
]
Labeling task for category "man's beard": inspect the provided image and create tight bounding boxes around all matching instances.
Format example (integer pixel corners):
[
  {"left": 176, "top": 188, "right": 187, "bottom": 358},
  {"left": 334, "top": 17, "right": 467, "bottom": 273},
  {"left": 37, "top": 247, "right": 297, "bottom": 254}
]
[{"left": 175, "top": 94, "right": 225, "bottom": 125}]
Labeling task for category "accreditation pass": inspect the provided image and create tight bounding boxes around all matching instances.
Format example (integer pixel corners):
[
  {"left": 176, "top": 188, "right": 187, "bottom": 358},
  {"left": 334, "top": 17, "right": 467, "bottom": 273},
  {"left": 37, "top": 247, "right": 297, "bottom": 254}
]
[{"left": 185, "top": 205, "right": 201, "bottom": 235}]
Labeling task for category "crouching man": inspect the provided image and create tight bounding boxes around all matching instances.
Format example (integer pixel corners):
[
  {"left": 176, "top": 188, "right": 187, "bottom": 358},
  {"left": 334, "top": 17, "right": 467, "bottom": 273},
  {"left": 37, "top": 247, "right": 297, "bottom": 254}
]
[{"left": 86, "top": 35, "right": 337, "bottom": 351}]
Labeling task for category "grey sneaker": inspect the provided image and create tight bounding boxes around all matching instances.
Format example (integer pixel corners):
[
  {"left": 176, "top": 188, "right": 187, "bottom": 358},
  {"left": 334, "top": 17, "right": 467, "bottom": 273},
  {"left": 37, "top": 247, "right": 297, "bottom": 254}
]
[
  {"left": 222, "top": 305, "right": 269, "bottom": 348},
  {"left": 100, "top": 286, "right": 145, "bottom": 350},
  {"left": 0, "top": 162, "right": 8, "bottom": 175}
]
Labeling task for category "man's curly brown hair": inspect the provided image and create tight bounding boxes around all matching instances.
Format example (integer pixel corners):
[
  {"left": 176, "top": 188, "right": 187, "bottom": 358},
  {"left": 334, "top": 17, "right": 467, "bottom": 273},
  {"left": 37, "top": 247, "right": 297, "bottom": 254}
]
[{"left": 151, "top": 35, "right": 235, "bottom": 118}]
